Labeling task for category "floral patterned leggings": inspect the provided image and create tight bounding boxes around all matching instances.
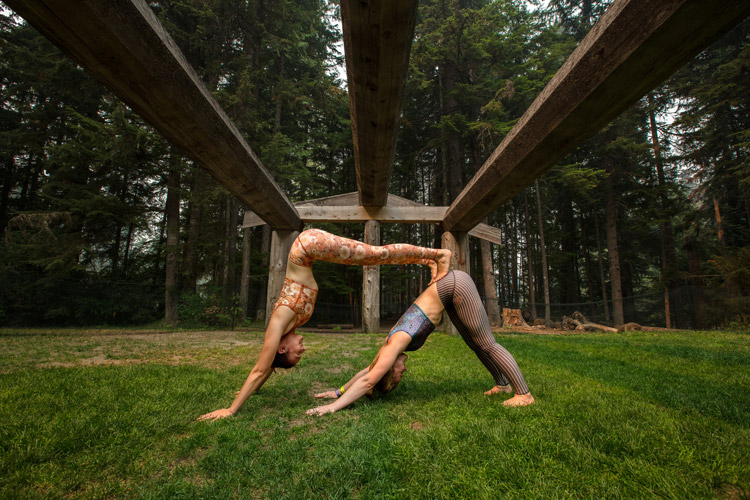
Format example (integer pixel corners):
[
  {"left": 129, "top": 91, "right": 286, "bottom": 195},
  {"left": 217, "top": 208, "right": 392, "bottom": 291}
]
[
  {"left": 288, "top": 229, "right": 438, "bottom": 267},
  {"left": 274, "top": 229, "right": 439, "bottom": 330}
]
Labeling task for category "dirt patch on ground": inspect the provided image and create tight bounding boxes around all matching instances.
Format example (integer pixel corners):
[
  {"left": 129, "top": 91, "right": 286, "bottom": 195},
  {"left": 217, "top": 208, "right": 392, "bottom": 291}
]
[
  {"left": 715, "top": 484, "right": 748, "bottom": 500},
  {"left": 1, "top": 329, "right": 269, "bottom": 371},
  {"left": 325, "top": 364, "right": 355, "bottom": 374}
]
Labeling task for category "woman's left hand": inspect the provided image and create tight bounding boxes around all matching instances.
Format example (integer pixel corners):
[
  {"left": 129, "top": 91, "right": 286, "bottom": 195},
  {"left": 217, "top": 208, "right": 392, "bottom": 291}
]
[
  {"left": 306, "top": 404, "right": 335, "bottom": 416},
  {"left": 314, "top": 390, "right": 338, "bottom": 399},
  {"left": 196, "top": 408, "right": 235, "bottom": 421}
]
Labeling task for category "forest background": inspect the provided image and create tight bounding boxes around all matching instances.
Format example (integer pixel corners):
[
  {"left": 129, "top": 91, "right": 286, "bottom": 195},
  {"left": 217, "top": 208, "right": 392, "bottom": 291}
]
[{"left": 1, "top": 0, "right": 748, "bottom": 330}]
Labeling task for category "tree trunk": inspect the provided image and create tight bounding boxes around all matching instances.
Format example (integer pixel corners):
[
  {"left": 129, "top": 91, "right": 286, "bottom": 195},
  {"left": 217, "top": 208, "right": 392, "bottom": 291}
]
[
  {"left": 714, "top": 195, "right": 727, "bottom": 257},
  {"left": 184, "top": 169, "right": 206, "bottom": 292},
  {"left": 524, "top": 189, "right": 537, "bottom": 320},
  {"left": 621, "top": 259, "right": 637, "bottom": 322},
  {"left": 112, "top": 225, "right": 122, "bottom": 274},
  {"left": 559, "top": 193, "right": 579, "bottom": 304},
  {"left": 511, "top": 205, "right": 518, "bottom": 307},
  {"left": 648, "top": 93, "right": 685, "bottom": 328},
  {"left": 123, "top": 222, "right": 134, "bottom": 274},
  {"left": 535, "top": 180, "right": 552, "bottom": 325},
  {"left": 480, "top": 236, "right": 502, "bottom": 326},
  {"left": 240, "top": 223, "right": 252, "bottom": 320},
  {"left": 222, "top": 196, "right": 238, "bottom": 299},
  {"left": 436, "top": 72, "right": 450, "bottom": 206},
  {"left": 441, "top": 62, "right": 463, "bottom": 202},
  {"left": 0, "top": 157, "right": 14, "bottom": 230},
  {"left": 685, "top": 235, "right": 707, "bottom": 329},
  {"left": 594, "top": 215, "right": 611, "bottom": 323},
  {"left": 274, "top": 56, "right": 285, "bottom": 134},
  {"left": 605, "top": 170, "right": 625, "bottom": 326},
  {"left": 164, "top": 163, "right": 181, "bottom": 325},
  {"left": 580, "top": 215, "right": 597, "bottom": 320}
]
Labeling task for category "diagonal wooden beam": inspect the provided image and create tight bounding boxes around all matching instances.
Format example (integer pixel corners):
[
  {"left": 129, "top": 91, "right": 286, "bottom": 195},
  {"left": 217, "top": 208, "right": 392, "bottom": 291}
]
[
  {"left": 444, "top": 0, "right": 750, "bottom": 232},
  {"left": 6, "top": 0, "right": 301, "bottom": 230},
  {"left": 341, "top": 0, "right": 419, "bottom": 207}
]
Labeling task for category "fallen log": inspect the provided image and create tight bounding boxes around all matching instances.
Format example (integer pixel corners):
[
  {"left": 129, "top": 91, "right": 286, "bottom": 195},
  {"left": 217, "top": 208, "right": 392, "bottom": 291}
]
[
  {"left": 562, "top": 311, "right": 617, "bottom": 333},
  {"left": 617, "top": 322, "right": 642, "bottom": 332}
]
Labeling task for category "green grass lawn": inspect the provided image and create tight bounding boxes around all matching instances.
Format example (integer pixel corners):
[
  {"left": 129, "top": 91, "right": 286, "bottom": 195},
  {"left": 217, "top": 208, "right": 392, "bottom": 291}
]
[{"left": 1, "top": 327, "right": 748, "bottom": 499}]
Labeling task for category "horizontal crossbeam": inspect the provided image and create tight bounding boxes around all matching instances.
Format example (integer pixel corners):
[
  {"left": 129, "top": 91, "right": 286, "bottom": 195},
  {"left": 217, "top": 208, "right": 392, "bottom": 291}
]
[{"left": 243, "top": 193, "right": 502, "bottom": 245}]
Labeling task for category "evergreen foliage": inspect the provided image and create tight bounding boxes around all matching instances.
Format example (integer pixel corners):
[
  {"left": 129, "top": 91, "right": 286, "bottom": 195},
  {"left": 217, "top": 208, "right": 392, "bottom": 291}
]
[{"left": 1, "top": 1, "right": 747, "bottom": 327}]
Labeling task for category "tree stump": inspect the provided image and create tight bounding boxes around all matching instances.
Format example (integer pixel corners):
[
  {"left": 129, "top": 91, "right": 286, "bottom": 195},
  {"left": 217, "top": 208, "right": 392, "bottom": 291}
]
[{"left": 502, "top": 308, "right": 530, "bottom": 328}]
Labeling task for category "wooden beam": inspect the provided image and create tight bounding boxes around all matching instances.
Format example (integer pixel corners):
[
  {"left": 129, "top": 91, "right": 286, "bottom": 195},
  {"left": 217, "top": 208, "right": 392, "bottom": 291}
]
[
  {"left": 242, "top": 191, "right": 502, "bottom": 244},
  {"left": 296, "top": 206, "right": 446, "bottom": 223},
  {"left": 248, "top": 205, "right": 447, "bottom": 225},
  {"left": 341, "top": 0, "right": 419, "bottom": 207},
  {"left": 6, "top": 0, "right": 301, "bottom": 230},
  {"left": 467, "top": 225, "right": 502, "bottom": 247},
  {"left": 265, "top": 230, "right": 298, "bottom": 326},
  {"left": 443, "top": 0, "right": 750, "bottom": 232},
  {"left": 362, "top": 220, "right": 381, "bottom": 333}
]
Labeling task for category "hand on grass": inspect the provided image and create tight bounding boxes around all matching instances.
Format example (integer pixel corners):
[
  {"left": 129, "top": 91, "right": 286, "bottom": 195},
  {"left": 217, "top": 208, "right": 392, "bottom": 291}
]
[
  {"left": 314, "top": 390, "right": 339, "bottom": 399},
  {"left": 306, "top": 404, "right": 335, "bottom": 416},
  {"left": 196, "top": 408, "right": 235, "bottom": 421}
]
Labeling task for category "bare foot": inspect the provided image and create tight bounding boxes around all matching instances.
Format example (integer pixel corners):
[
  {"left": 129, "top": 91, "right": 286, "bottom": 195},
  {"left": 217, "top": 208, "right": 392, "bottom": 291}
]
[
  {"left": 503, "top": 393, "right": 535, "bottom": 407},
  {"left": 484, "top": 385, "right": 512, "bottom": 396},
  {"left": 432, "top": 249, "right": 452, "bottom": 283},
  {"left": 424, "top": 260, "right": 438, "bottom": 283}
]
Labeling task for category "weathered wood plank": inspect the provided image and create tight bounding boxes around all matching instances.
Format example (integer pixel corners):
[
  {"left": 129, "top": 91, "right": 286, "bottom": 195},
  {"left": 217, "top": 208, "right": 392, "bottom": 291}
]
[
  {"left": 362, "top": 220, "right": 381, "bottom": 333},
  {"left": 6, "top": 0, "right": 301, "bottom": 230},
  {"left": 296, "top": 206, "right": 447, "bottom": 223},
  {"left": 467, "top": 225, "right": 502, "bottom": 246},
  {"left": 443, "top": 0, "right": 750, "bottom": 232},
  {"left": 341, "top": 0, "right": 419, "bottom": 206},
  {"left": 242, "top": 191, "right": 502, "bottom": 244},
  {"left": 265, "top": 230, "right": 298, "bottom": 326}
]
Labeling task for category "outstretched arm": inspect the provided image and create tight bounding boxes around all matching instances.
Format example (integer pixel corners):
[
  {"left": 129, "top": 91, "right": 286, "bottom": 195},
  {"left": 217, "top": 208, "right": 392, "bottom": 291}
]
[
  {"left": 306, "top": 333, "right": 411, "bottom": 416},
  {"left": 197, "top": 307, "right": 296, "bottom": 421},
  {"left": 314, "top": 366, "right": 370, "bottom": 399}
]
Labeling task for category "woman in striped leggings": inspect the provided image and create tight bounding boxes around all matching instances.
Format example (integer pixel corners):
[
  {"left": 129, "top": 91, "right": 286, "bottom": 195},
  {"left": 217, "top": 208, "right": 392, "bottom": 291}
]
[
  {"left": 198, "top": 229, "right": 452, "bottom": 421},
  {"left": 307, "top": 270, "right": 534, "bottom": 415}
]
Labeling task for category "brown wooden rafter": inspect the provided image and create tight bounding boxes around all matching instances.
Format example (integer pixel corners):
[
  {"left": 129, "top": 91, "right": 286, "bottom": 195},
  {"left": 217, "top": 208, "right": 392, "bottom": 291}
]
[
  {"left": 341, "top": 0, "right": 419, "bottom": 207},
  {"left": 5, "top": 0, "right": 301, "bottom": 230},
  {"left": 443, "top": 0, "right": 750, "bottom": 232}
]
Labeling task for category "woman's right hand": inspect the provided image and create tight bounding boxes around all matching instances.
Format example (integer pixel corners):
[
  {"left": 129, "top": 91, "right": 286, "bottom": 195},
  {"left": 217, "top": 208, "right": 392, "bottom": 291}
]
[
  {"left": 196, "top": 408, "right": 235, "bottom": 421},
  {"left": 314, "top": 390, "right": 339, "bottom": 399}
]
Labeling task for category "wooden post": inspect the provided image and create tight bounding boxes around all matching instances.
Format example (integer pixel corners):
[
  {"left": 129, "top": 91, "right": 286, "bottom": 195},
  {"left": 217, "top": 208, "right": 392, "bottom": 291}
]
[
  {"left": 441, "top": 230, "right": 469, "bottom": 335},
  {"left": 362, "top": 220, "right": 381, "bottom": 332},
  {"left": 265, "top": 229, "right": 298, "bottom": 326}
]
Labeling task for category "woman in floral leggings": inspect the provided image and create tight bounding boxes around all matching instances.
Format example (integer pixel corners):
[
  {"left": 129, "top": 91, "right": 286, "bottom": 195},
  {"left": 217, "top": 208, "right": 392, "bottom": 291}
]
[{"left": 198, "top": 229, "right": 452, "bottom": 421}]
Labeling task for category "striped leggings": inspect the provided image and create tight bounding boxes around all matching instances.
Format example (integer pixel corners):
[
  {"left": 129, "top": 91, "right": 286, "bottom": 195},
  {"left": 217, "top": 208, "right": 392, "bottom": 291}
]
[{"left": 436, "top": 270, "right": 530, "bottom": 395}]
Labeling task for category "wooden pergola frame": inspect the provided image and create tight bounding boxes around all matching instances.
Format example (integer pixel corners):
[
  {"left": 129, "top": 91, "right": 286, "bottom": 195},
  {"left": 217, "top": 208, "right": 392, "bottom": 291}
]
[{"left": 7, "top": 0, "right": 749, "bottom": 331}]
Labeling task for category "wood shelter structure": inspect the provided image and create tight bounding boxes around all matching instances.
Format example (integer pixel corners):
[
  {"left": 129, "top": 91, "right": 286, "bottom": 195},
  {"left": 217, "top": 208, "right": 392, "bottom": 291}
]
[{"left": 7, "top": 0, "right": 749, "bottom": 331}]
